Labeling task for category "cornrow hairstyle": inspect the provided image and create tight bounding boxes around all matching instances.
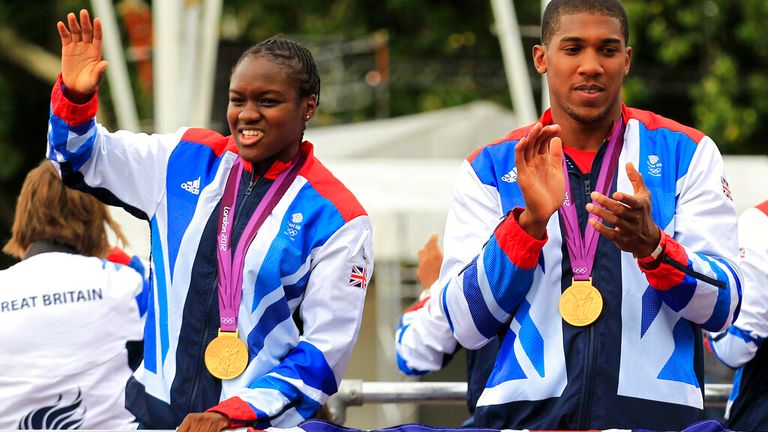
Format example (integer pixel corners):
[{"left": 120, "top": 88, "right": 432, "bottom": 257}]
[
  {"left": 234, "top": 36, "right": 321, "bottom": 106},
  {"left": 541, "top": 0, "right": 629, "bottom": 46}
]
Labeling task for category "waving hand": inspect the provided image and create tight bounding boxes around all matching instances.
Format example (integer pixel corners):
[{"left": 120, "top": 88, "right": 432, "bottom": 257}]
[{"left": 57, "top": 10, "right": 108, "bottom": 103}]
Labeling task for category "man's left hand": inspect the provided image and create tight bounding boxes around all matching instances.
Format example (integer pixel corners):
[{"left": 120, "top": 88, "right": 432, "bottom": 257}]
[
  {"left": 177, "top": 412, "right": 230, "bottom": 432},
  {"left": 586, "top": 162, "right": 661, "bottom": 258}
]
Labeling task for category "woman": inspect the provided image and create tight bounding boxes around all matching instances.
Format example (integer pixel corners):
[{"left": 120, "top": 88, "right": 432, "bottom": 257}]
[
  {"left": 50, "top": 10, "right": 373, "bottom": 431},
  {"left": 0, "top": 160, "right": 145, "bottom": 430}
]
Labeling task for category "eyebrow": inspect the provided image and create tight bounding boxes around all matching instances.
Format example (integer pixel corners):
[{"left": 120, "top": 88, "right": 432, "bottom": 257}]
[
  {"left": 559, "top": 36, "right": 623, "bottom": 44},
  {"left": 228, "top": 88, "right": 284, "bottom": 97}
]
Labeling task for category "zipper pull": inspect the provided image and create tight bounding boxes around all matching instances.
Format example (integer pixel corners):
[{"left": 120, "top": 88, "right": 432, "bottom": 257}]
[{"left": 245, "top": 171, "right": 256, "bottom": 195}]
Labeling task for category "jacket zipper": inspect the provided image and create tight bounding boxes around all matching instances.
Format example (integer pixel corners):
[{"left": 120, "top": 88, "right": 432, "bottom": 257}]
[{"left": 579, "top": 325, "right": 596, "bottom": 429}]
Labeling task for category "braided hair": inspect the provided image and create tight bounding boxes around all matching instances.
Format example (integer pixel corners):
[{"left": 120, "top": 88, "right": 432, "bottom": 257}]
[{"left": 234, "top": 36, "right": 321, "bottom": 106}]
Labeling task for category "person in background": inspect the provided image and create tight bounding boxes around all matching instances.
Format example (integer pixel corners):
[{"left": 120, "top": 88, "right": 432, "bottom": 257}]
[
  {"left": 49, "top": 10, "right": 373, "bottom": 431},
  {"left": 0, "top": 160, "right": 146, "bottom": 430},
  {"left": 415, "top": 234, "right": 442, "bottom": 291},
  {"left": 397, "top": 0, "right": 740, "bottom": 429},
  {"left": 398, "top": 234, "right": 499, "bottom": 426},
  {"left": 708, "top": 199, "right": 768, "bottom": 430}
]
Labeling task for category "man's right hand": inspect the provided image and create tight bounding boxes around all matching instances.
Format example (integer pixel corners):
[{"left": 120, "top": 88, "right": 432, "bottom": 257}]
[
  {"left": 57, "top": 9, "right": 108, "bottom": 103},
  {"left": 515, "top": 122, "right": 565, "bottom": 239}
]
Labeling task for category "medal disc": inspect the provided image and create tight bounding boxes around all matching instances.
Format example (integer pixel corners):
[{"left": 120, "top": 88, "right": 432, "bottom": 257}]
[
  {"left": 204, "top": 330, "right": 249, "bottom": 379},
  {"left": 559, "top": 279, "right": 603, "bottom": 327}
]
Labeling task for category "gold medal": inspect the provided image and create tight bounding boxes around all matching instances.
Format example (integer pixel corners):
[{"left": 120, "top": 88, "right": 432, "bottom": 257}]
[
  {"left": 204, "top": 329, "right": 249, "bottom": 379},
  {"left": 559, "top": 278, "right": 603, "bottom": 327}
]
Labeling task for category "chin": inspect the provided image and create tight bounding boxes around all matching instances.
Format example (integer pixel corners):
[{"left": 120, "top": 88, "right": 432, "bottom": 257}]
[{"left": 565, "top": 106, "right": 614, "bottom": 125}]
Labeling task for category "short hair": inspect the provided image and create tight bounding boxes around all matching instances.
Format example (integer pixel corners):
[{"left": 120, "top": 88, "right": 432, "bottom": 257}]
[
  {"left": 541, "top": 0, "right": 629, "bottom": 46},
  {"left": 3, "top": 160, "right": 128, "bottom": 259},
  {"left": 233, "top": 36, "right": 321, "bottom": 106}
]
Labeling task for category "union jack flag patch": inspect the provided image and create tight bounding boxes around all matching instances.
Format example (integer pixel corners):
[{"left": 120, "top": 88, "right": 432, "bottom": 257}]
[{"left": 349, "top": 265, "right": 367, "bottom": 289}]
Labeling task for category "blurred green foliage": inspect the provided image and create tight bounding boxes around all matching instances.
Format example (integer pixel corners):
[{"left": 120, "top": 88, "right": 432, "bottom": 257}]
[{"left": 624, "top": 0, "right": 768, "bottom": 154}]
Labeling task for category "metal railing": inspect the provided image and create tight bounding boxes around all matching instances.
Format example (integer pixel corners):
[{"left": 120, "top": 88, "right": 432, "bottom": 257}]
[{"left": 325, "top": 380, "right": 733, "bottom": 425}]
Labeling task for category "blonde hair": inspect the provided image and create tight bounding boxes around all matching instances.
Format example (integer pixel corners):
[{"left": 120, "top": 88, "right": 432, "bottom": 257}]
[{"left": 3, "top": 161, "right": 128, "bottom": 259}]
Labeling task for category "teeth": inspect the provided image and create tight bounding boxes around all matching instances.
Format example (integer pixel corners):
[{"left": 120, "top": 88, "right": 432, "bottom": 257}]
[{"left": 242, "top": 130, "right": 263, "bottom": 137}]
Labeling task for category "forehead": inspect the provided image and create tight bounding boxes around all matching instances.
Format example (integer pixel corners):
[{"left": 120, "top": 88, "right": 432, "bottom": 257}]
[
  {"left": 552, "top": 13, "right": 624, "bottom": 44},
  {"left": 229, "top": 55, "right": 299, "bottom": 93}
]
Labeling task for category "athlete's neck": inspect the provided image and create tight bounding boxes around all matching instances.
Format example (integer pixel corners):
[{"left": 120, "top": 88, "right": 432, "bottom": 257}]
[{"left": 553, "top": 105, "right": 622, "bottom": 152}]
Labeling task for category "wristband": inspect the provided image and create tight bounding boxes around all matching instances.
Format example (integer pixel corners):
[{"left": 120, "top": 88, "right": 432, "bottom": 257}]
[{"left": 637, "top": 230, "right": 666, "bottom": 263}]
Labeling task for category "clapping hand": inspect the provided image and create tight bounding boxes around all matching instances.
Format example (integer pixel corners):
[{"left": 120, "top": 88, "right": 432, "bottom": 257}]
[
  {"left": 586, "top": 162, "right": 661, "bottom": 258},
  {"left": 516, "top": 123, "right": 564, "bottom": 239}
]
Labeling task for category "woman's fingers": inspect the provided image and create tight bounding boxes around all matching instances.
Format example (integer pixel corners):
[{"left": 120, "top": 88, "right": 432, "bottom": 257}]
[
  {"left": 80, "top": 10, "right": 93, "bottom": 43},
  {"left": 67, "top": 12, "right": 82, "bottom": 43},
  {"left": 57, "top": 21, "right": 72, "bottom": 46},
  {"left": 93, "top": 17, "right": 103, "bottom": 44}
]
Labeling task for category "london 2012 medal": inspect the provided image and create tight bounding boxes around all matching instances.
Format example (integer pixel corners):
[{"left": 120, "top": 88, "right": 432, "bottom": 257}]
[
  {"left": 559, "top": 279, "right": 603, "bottom": 327},
  {"left": 204, "top": 329, "right": 249, "bottom": 379}
]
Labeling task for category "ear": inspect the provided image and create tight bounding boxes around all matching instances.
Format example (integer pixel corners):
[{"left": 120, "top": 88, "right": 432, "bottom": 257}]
[
  {"left": 533, "top": 44, "right": 547, "bottom": 75},
  {"left": 624, "top": 46, "right": 632, "bottom": 77},
  {"left": 303, "top": 94, "right": 318, "bottom": 121}
]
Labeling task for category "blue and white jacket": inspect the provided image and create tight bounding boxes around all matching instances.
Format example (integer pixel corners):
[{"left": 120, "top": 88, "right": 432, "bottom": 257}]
[
  {"left": 396, "top": 106, "right": 741, "bottom": 430},
  {"left": 709, "top": 200, "right": 768, "bottom": 431},
  {"left": 47, "top": 77, "right": 373, "bottom": 429}
]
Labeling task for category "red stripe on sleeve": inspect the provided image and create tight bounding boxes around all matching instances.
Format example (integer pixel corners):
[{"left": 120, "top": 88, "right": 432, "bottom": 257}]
[
  {"left": 756, "top": 199, "right": 768, "bottom": 217},
  {"left": 50, "top": 74, "right": 99, "bottom": 126},
  {"left": 404, "top": 296, "right": 431, "bottom": 313},
  {"left": 206, "top": 396, "right": 257, "bottom": 427},
  {"left": 494, "top": 207, "right": 547, "bottom": 270},
  {"left": 640, "top": 232, "right": 688, "bottom": 291},
  {"left": 106, "top": 247, "right": 132, "bottom": 266}
]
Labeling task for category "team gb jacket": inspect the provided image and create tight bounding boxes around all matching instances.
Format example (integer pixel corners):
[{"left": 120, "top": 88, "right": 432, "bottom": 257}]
[
  {"left": 397, "top": 105, "right": 741, "bottom": 430},
  {"left": 47, "top": 76, "right": 374, "bottom": 429}
]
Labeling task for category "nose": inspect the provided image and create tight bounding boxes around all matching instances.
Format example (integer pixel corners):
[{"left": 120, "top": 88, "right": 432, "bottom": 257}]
[
  {"left": 577, "top": 50, "right": 604, "bottom": 77},
  {"left": 238, "top": 103, "right": 261, "bottom": 122}
]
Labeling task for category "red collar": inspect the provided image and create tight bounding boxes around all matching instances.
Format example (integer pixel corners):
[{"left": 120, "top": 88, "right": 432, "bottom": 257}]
[{"left": 225, "top": 139, "right": 310, "bottom": 181}]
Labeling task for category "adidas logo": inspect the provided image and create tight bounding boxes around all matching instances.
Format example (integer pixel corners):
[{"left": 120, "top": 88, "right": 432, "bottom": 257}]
[
  {"left": 501, "top": 167, "right": 518, "bottom": 183},
  {"left": 181, "top": 177, "right": 201, "bottom": 195}
]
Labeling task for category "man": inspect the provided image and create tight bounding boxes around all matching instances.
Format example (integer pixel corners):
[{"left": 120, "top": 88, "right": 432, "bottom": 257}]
[
  {"left": 396, "top": 0, "right": 741, "bottom": 430},
  {"left": 708, "top": 200, "right": 768, "bottom": 431}
]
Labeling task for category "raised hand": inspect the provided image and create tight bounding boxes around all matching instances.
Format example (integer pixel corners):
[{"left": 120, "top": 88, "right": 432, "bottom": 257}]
[
  {"left": 516, "top": 122, "right": 565, "bottom": 239},
  {"left": 586, "top": 162, "right": 661, "bottom": 258},
  {"left": 416, "top": 234, "right": 443, "bottom": 289},
  {"left": 57, "top": 9, "right": 108, "bottom": 103}
]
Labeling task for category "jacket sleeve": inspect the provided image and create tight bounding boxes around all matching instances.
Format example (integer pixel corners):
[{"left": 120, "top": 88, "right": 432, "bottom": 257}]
[
  {"left": 640, "top": 137, "right": 742, "bottom": 332},
  {"left": 395, "top": 159, "right": 503, "bottom": 373},
  {"left": 47, "top": 75, "right": 184, "bottom": 218},
  {"left": 708, "top": 207, "right": 768, "bottom": 368},
  {"left": 426, "top": 160, "right": 544, "bottom": 351},
  {"left": 207, "top": 216, "right": 373, "bottom": 428}
]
